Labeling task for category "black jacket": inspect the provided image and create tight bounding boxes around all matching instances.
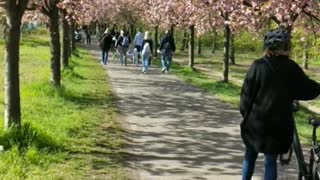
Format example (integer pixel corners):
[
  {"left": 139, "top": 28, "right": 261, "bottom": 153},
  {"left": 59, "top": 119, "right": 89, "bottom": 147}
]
[
  {"left": 160, "top": 34, "right": 175, "bottom": 52},
  {"left": 240, "top": 55, "right": 320, "bottom": 154},
  {"left": 99, "top": 33, "right": 112, "bottom": 51}
]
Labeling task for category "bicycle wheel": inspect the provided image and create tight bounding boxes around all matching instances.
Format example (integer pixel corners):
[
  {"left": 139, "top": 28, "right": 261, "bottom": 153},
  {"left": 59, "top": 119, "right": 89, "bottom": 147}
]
[{"left": 310, "top": 153, "right": 320, "bottom": 180}]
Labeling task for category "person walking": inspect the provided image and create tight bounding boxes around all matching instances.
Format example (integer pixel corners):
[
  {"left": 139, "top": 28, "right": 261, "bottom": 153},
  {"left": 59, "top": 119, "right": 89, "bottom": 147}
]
[
  {"left": 98, "top": 28, "right": 113, "bottom": 65},
  {"left": 132, "top": 48, "right": 139, "bottom": 66},
  {"left": 80, "top": 27, "right": 87, "bottom": 44},
  {"left": 142, "top": 31, "right": 153, "bottom": 66},
  {"left": 159, "top": 30, "right": 175, "bottom": 74},
  {"left": 116, "top": 31, "right": 131, "bottom": 66},
  {"left": 111, "top": 30, "right": 119, "bottom": 61},
  {"left": 240, "top": 28, "right": 320, "bottom": 180},
  {"left": 133, "top": 29, "right": 144, "bottom": 63},
  {"left": 141, "top": 43, "right": 152, "bottom": 73},
  {"left": 86, "top": 28, "right": 91, "bottom": 44}
]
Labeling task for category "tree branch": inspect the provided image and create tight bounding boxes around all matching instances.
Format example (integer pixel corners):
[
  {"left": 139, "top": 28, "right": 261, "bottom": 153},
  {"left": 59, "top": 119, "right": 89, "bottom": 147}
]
[
  {"left": 270, "top": 16, "right": 281, "bottom": 25},
  {"left": 303, "top": 9, "right": 320, "bottom": 23},
  {"left": 219, "top": 9, "right": 226, "bottom": 19},
  {"left": 291, "top": 1, "right": 309, "bottom": 23},
  {"left": 25, "top": 2, "right": 37, "bottom": 11},
  {"left": 0, "top": 0, "right": 5, "bottom": 8},
  {"left": 242, "top": 0, "right": 252, "bottom": 7},
  {"left": 40, "top": 6, "right": 50, "bottom": 16},
  {"left": 17, "top": 0, "right": 29, "bottom": 19}
]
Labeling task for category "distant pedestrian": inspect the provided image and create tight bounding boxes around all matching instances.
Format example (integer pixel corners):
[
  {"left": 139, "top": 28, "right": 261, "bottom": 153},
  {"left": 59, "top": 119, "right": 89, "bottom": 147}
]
[
  {"left": 142, "top": 31, "right": 153, "bottom": 66},
  {"left": 133, "top": 29, "right": 144, "bottom": 62},
  {"left": 160, "top": 30, "right": 175, "bottom": 74},
  {"left": 80, "top": 27, "right": 87, "bottom": 44},
  {"left": 132, "top": 48, "right": 139, "bottom": 66},
  {"left": 141, "top": 42, "right": 152, "bottom": 73},
  {"left": 111, "top": 30, "right": 119, "bottom": 61},
  {"left": 98, "top": 28, "right": 113, "bottom": 65},
  {"left": 86, "top": 29, "right": 91, "bottom": 44},
  {"left": 116, "top": 30, "right": 131, "bottom": 66}
]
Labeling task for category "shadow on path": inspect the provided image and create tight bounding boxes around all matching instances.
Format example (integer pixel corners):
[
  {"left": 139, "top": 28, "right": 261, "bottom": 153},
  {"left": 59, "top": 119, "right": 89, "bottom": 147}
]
[{"left": 87, "top": 42, "right": 298, "bottom": 180}]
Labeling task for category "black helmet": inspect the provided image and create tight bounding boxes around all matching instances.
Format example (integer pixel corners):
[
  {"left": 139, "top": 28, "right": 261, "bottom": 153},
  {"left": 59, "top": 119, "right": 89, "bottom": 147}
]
[{"left": 263, "top": 28, "right": 291, "bottom": 51}]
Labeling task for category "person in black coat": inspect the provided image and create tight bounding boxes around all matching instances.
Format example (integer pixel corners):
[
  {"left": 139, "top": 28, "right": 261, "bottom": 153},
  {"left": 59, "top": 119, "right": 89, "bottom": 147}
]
[
  {"left": 99, "top": 28, "right": 113, "bottom": 65},
  {"left": 159, "top": 30, "right": 175, "bottom": 73},
  {"left": 240, "top": 28, "right": 320, "bottom": 180}
]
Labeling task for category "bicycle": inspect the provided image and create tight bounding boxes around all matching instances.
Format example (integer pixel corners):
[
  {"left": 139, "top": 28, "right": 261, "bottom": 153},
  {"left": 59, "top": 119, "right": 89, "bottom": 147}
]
[{"left": 279, "top": 115, "right": 320, "bottom": 180}]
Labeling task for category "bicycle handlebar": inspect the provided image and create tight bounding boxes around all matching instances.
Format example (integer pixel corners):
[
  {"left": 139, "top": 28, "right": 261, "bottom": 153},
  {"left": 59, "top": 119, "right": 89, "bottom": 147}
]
[{"left": 308, "top": 116, "right": 320, "bottom": 127}]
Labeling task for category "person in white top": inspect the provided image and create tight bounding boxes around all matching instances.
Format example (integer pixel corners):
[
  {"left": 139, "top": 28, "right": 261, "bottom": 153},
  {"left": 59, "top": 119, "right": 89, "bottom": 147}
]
[{"left": 141, "top": 43, "right": 151, "bottom": 73}]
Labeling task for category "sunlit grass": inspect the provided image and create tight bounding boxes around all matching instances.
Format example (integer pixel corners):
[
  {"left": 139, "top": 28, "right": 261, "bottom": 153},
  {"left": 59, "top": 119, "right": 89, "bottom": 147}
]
[{"left": 0, "top": 33, "right": 126, "bottom": 179}]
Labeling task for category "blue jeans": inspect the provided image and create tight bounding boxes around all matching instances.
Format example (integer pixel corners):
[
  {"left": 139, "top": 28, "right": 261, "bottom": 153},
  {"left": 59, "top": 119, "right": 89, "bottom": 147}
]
[
  {"left": 161, "top": 54, "right": 172, "bottom": 71},
  {"left": 101, "top": 50, "right": 109, "bottom": 65},
  {"left": 242, "top": 147, "right": 278, "bottom": 180},
  {"left": 142, "top": 56, "right": 149, "bottom": 72}
]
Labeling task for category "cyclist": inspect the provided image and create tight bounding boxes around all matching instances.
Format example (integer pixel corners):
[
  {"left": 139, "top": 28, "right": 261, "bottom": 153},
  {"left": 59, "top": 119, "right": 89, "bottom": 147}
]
[{"left": 240, "top": 28, "right": 320, "bottom": 180}]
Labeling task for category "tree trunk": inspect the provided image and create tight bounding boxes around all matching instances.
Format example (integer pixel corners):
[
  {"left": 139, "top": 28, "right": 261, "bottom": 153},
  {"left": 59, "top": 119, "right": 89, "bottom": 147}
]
[
  {"left": 170, "top": 25, "right": 174, "bottom": 37},
  {"left": 302, "top": 42, "right": 309, "bottom": 69},
  {"left": 4, "top": 22, "right": 22, "bottom": 129},
  {"left": 130, "top": 24, "right": 134, "bottom": 41},
  {"left": 229, "top": 33, "right": 235, "bottom": 64},
  {"left": 186, "top": 31, "right": 189, "bottom": 49},
  {"left": 189, "top": 25, "right": 195, "bottom": 68},
  {"left": 154, "top": 26, "right": 158, "bottom": 57},
  {"left": 71, "top": 19, "right": 76, "bottom": 53},
  {"left": 197, "top": 36, "right": 201, "bottom": 56},
  {"left": 68, "top": 23, "right": 72, "bottom": 57},
  {"left": 212, "top": 30, "right": 217, "bottom": 54},
  {"left": 61, "top": 10, "right": 70, "bottom": 68},
  {"left": 4, "top": 0, "right": 29, "bottom": 129},
  {"left": 180, "top": 30, "right": 188, "bottom": 51},
  {"left": 223, "top": 15, "right": 230, "bottom": 82},
  {"left": 48, "top": 7, "right": 61, "bottom": 86}
]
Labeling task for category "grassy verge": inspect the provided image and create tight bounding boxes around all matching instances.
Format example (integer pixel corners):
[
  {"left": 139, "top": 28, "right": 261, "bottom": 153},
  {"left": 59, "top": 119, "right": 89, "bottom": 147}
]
[
  {"left": 0, "top": 34, "right": 126, "bottom": 179},
  {"left": 171, "top": 50, "right": 318, "bottom": 143}
]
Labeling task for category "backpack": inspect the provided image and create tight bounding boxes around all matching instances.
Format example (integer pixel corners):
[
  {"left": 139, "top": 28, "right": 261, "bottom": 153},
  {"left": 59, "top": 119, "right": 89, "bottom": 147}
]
[
  {"left": 122, "top": 36, "right": 129, "bottom": 47},
  {"left": 142, "top": 43, "right": 151, "bottom": 58}
]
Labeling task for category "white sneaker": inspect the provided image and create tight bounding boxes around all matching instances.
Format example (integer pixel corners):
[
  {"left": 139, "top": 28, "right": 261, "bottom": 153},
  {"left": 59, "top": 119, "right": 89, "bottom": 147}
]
[
  {"left": 165, "top": 70, "right": 168, "bottom": 74},
  {"left": 161, "top": 67, "right": 166, "bottom": 73},
  {"left": 142, "top": 69, "right": 145, "bottom": 73}
]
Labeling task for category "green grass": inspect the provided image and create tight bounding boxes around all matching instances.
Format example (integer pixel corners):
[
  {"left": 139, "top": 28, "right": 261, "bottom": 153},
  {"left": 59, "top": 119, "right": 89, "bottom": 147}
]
[
  {"left": 0, "top": 34, "right": 126, "bottom": 179},
  {"left": 171, "top": 64, "right": 241, "bottom": 105},
  {"left": 171, "top": 49, "right": 320, "bottom": 143}
]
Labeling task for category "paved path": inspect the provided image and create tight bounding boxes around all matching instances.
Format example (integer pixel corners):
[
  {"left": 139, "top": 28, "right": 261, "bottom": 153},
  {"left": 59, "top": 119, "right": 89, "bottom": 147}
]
[{"left": 87, "top": 44, "right": 298, "bottom": 180}]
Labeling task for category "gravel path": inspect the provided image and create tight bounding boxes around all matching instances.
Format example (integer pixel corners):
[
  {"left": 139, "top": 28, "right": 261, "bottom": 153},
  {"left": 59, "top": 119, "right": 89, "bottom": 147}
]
[{"left": 87, "top": 43, "right": 298, "bottom": 180}]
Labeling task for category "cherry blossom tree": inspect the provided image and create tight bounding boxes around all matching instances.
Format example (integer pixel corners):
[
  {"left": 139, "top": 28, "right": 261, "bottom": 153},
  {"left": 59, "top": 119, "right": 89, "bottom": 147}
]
[
  {"left": 242, "top": 0, "right": 320, "bottom": 70},
  {"left": 199, "top": 0, "right": 243, "bottom": 82},
  {"left": 241, "top": 0, "right": 317, "bottom": 31},
  {"left": 140, "top": 0, "right": 165, "bottom": 57}
]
